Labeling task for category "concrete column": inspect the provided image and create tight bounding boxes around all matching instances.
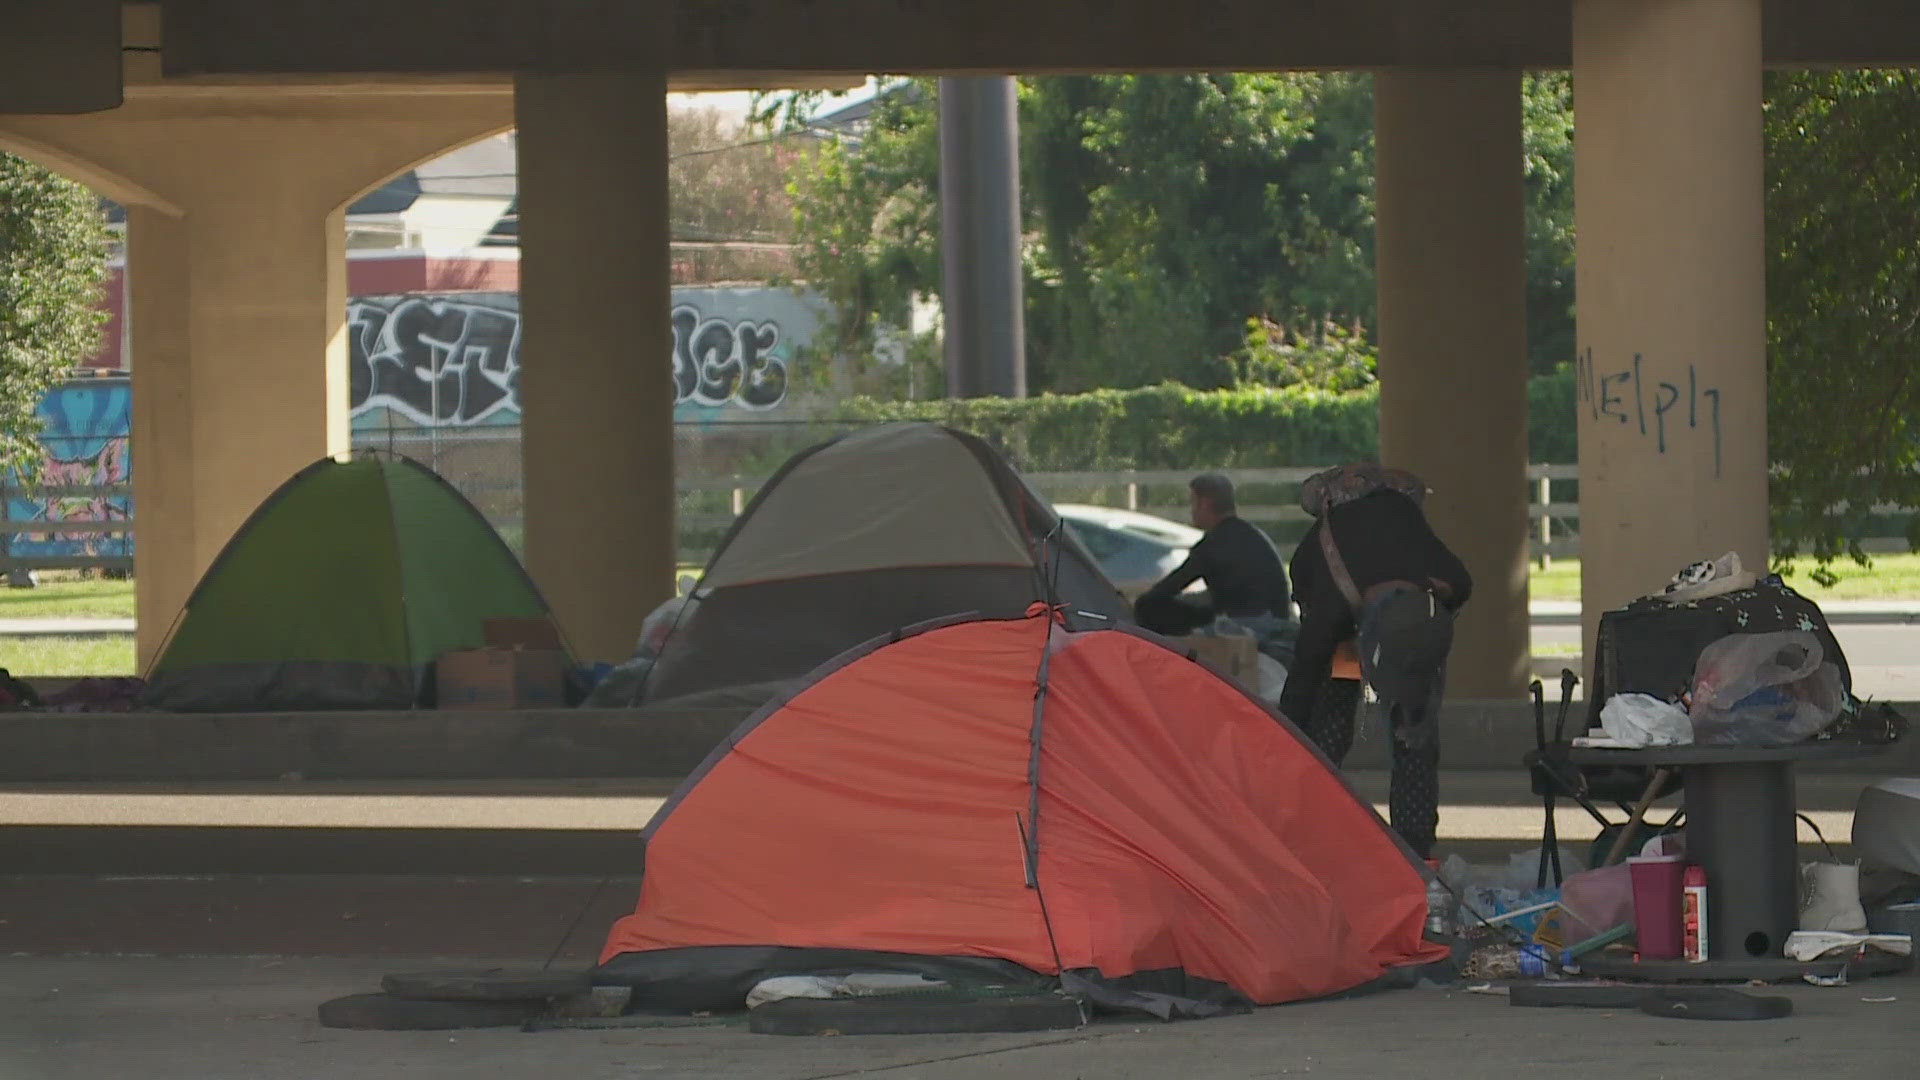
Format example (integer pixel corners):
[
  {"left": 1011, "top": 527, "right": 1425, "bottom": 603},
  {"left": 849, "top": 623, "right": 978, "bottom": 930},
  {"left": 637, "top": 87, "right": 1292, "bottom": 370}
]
[
  {"left": 123, "top": 206, "right": 196, "bottom": 665},
  {"left": 1374, "top": 70, "right": 1531, "bottom": 700},
  {"left": 193, "top": 206, "right": 351, "bottom": 566},
  {"left": 516, "top": 71, "right": 675, "bottom": 661},
  {"left": 938, "top": 76, "right": 1026, "bottom": 398},
  {"left": 1573, "top": 1, "right": 1767, "bottom": 651}
]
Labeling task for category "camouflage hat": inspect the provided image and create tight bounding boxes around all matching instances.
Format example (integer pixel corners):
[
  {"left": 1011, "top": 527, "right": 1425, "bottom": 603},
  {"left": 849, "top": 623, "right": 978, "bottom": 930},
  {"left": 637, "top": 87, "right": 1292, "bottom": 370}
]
[{"left": 1299, "top": 463, "right": 1428, "bottom": 517}]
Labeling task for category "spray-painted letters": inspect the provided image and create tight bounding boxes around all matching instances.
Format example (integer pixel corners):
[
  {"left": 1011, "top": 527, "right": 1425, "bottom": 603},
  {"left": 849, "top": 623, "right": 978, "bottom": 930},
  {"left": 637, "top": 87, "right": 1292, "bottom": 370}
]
[
  {"left": 350, "top": 291, "right": 801, "bottom": 425},
  {"left": 350, "top": 294, "right": 519, "bottom": 425},
  {"left": 1575, "top": 348, "right": 1723, "bottom": 478},
  {"left": 670, "top": 304, "right": 788, "bottom": 410}
]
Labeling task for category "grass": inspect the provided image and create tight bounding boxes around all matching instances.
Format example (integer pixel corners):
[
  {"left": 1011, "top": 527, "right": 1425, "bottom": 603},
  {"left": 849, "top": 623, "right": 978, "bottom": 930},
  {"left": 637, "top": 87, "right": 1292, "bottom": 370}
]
[
  {"left": 0, "top": 577, "right": 134, "bottom": 620},
  {"left": 1530, "top": 641, "right": 1583, "bottom": 657},
  {"left": 0, "top": 635, "right": 136, "bottom": 677},
  {"left": 1526, "top": 552, "right": 1920, "bottom": 604},
  {"left": 0, "top": 551, "right": 1911, "bottom": 678}
]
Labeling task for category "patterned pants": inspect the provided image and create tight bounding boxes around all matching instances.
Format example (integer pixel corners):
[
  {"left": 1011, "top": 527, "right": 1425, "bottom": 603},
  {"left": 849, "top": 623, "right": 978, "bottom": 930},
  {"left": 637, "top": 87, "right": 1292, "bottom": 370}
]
[{"left": 1301, "top": 679, "right": 1441, "bottom": 860}]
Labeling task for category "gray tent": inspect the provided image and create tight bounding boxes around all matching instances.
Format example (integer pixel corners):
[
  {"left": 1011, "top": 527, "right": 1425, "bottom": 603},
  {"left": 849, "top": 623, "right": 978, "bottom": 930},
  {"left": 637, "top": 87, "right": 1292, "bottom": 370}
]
[{"left": 634, "top": 423, "right": 1130, "bottom": 711}]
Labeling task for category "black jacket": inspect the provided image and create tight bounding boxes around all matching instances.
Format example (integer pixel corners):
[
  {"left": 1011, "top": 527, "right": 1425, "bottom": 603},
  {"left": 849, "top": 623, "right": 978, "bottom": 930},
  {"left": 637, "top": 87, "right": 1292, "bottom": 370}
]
[
  {"left": 1278, "top": 490, "right": 1472, "bottom": 725},
  {"left": 1138, "top": 515, "right": 1292, "bottom": 621}
]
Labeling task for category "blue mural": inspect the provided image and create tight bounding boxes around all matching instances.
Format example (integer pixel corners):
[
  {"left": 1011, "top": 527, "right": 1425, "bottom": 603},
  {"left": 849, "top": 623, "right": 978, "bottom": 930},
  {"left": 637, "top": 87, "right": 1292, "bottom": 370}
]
[{"left": 6, "top": 378, "right": 133, "bottom": 563}]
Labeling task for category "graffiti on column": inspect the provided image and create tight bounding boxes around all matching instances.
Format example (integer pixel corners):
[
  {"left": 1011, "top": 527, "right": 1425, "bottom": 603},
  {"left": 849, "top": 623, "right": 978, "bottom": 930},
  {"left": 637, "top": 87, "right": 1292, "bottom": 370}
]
[
  {"left": 5, "top": 379, "right": 133, "bottom": 560},
  {"left": 350, "top": 291, "right": 805, "bottom": 425},
  {"left": 1575, "top": 348, "right": 1723, "bottom": 478}
]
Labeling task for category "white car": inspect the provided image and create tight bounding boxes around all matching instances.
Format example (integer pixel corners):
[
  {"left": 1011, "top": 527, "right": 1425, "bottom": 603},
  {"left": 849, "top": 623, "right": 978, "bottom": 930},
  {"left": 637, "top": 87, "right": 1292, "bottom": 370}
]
[{"left": 1054, "top": 504, "right": 1206, "bottom": 598}]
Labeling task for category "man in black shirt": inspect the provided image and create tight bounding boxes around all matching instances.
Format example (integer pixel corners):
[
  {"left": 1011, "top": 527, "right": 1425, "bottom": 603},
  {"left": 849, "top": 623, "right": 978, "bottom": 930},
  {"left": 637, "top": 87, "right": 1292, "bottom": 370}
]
[
  {"left": 1280, "top": 483, "right": 1471, "bottom": 859},
  {"left": 1133, "top": 474, "right": 1293, "bottom": 639}
]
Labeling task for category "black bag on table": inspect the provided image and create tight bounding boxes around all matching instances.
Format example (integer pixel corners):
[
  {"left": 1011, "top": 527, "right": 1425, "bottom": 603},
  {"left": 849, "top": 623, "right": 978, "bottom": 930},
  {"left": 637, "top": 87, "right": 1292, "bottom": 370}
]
[{"left": 1586, "top": 575, "right": 1853, "bottom": 727}]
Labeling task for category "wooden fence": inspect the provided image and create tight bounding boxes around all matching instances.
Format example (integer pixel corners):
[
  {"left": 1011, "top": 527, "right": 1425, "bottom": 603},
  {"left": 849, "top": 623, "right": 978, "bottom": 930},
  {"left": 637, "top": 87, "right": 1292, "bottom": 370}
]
[
  {"left": 0, "top": 465, "right": 1589, "bottom": 576},
  {"left": 678, "top": 464, "right": 1586, "bottom": 563}
]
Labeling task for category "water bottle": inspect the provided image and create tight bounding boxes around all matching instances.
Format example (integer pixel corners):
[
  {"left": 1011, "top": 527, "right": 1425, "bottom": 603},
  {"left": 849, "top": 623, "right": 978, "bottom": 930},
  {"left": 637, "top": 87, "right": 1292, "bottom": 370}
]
[{"left": 1424, "top": 860, "right": 1456, "bottom": 936}]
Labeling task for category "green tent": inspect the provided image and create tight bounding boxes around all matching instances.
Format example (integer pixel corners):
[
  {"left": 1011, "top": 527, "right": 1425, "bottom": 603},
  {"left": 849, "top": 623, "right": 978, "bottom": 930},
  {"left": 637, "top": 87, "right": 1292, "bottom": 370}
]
[{"left": 145, "top": 453, "right": 561, "bottom": 712}]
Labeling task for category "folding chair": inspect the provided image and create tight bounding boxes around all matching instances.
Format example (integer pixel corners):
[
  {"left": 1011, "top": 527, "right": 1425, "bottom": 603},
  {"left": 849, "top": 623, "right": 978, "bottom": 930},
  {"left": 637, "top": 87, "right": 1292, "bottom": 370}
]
[{"left": 1525, "top": 668, "right": 1684, "bottom": 887}]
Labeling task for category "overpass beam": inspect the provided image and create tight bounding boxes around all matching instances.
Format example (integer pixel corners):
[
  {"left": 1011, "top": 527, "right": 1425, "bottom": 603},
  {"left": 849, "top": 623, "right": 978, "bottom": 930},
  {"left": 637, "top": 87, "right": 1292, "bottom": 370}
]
[
  {"left": 1573, "top": 0, "right": 1767, "bottom": 652},
  {"left": 1375, "top": 68, "right": 1531, "bottom": 700}
]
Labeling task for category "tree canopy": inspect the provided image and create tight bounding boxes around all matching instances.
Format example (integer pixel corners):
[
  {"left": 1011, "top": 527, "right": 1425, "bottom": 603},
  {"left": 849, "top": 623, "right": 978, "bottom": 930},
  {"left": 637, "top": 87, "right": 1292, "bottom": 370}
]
[
  {"left": 779, "top": 72, "right": 1920, "bottom": 566},
  {"left": 781, "top": 73, "right": 1578, "bottom": 398},
  {"left": 1764, "top": 69, "right": 1920, "bottom": 574},
  {"left": 0, "top": 153, "right": 111, "bottom": 477}
]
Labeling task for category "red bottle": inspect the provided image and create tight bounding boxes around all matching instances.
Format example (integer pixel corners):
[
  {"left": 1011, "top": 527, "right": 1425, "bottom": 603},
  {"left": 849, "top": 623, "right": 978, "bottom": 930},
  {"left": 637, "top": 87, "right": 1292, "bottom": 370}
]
[{"left": 1682, "top": 865, "right": 1709, "bottom": 963}]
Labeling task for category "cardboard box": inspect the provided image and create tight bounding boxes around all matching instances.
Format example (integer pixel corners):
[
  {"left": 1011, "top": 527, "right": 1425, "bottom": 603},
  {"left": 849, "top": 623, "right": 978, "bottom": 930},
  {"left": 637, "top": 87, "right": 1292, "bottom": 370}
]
[
  {"left": 1187, "top": 634, "right": 1260, "bottom": 690},
  {"left": 436, "top": 648, "right": 568, "bottom": 710},
  {"left": 483, "top": 616, "right": 565, "bottom": 651}
]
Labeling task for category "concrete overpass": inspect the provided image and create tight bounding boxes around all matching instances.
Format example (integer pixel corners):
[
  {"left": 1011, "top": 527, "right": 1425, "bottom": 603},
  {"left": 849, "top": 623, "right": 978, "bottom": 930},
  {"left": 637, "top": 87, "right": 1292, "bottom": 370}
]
[{"left": 2, "top": 0, "right": 1909, "bottom": 697}]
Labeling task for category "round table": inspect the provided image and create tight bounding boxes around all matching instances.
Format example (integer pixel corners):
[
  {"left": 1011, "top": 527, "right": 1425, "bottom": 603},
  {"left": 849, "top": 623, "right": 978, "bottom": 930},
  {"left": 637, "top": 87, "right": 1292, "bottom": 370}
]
[{"left": 1560, "top": 739, "right": 1886, "bottom": 969}]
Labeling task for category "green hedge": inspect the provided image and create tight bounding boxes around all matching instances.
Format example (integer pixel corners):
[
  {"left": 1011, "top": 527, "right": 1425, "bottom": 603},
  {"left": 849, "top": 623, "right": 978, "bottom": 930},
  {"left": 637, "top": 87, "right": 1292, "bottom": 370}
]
[
  {"left": 675, "top": 372, "right": 1578, "bottom": 560},
  {"left": 824, "top": 370, "right": 1578, "bottom": 470}
]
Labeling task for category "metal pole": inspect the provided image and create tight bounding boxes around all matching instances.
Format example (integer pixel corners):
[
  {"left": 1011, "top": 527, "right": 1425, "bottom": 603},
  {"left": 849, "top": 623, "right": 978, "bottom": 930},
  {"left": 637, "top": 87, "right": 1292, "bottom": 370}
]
[{"left": 938, "top": 76, "right": 1027, "bottom": 399}]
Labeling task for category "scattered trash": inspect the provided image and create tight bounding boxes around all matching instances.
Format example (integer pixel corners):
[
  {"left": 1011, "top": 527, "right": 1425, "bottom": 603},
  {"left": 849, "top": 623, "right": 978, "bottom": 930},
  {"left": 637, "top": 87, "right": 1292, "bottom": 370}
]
[
  {"left": 1784, "top": 930, "right": 1913, "bottom": 962},
  {"left": 746, "top": 973, "right": 950, "bottom": 1009},
  {"left": 1461, "top": 943, "right": 1552, "bottom": 981},
  {"left": 1658, "top": 552, "right": 1758, "bottom": 605}
]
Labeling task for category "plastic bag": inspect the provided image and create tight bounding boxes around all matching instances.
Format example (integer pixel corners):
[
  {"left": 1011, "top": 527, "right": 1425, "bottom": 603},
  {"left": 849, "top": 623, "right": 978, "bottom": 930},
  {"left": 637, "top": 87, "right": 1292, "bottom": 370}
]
[
  {"left": 1557, "top": 862, "right": 1635, "bottom": 942},
  {"left": 1599, "top": 693, "right": 1694, "bottom": 747},
  {"left": 1688, "top": 630, "right": 1844, "bottom": 746},
  {"left": 580, "top": 595, "right": 699, "bottom": 708},
  {"left": 1255, "top": 652, "right": 1289, "bottom": 703},
  {"left": 638, "top": 594, "right": 699, "bottom": 656}
]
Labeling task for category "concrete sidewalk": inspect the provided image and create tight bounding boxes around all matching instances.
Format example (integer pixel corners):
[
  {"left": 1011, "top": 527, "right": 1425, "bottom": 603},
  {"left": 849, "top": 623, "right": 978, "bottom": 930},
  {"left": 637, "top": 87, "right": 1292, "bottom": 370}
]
[
  {"left": 0, "top": 615, "right": 135, "bottom": 636},
  {"left": 0, "top": 771, "right": 1874, "bottom": 880},
  {"left": 1, "top": 955, "right": 1912, "bottom": 1080},
  {"left": 1527, "top": 598, "right": 1920, "bottom": 624}
]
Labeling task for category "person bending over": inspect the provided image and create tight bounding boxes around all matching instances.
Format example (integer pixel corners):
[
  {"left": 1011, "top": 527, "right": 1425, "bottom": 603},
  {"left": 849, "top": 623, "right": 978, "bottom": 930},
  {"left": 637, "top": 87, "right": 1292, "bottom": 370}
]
[{"left": 1280, "top": 473, "right": 1471, "bottom": 859}]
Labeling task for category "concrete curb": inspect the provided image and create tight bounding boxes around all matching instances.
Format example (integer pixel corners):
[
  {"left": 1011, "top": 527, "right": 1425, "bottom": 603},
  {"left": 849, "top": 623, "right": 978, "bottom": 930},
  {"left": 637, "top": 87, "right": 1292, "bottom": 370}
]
[
  {"left": 8, "top": 603, "right": 1920, "bottom": 635},
  {"left": 0, "top": 699, "right": 1910, "bottom": 783},
  {"left": 0, "top": 618, "right": 136, "bottom": 637}
]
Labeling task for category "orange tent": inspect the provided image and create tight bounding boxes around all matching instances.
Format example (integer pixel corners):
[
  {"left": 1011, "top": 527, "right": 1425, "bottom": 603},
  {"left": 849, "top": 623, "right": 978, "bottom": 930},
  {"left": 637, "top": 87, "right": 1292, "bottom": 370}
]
[{"left": 598, "top": 612, "right": 1445, "bottom": 1018}]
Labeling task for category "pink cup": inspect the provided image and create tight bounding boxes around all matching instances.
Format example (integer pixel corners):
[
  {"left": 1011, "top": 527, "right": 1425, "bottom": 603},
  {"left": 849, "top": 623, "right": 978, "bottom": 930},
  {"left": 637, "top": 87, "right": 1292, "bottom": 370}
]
[{"left": 1628, "top": 854, "right": 1688, "bottom": 960}]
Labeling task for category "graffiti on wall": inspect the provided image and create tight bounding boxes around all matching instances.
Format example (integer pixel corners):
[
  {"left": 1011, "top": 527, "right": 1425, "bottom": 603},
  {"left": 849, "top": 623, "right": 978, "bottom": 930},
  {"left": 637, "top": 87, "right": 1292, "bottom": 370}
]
[
  {"left": 5, "top": 379, "right": 132, "bottom": 561},
  {"left": 349, "top": 294, "right": 521, "bottom": 426},
  {"left": 671, "top": 304, "right": 788, "bottom": 410},
  {"left": 350, "top": 288, "right": 818, "bottom": 427}
]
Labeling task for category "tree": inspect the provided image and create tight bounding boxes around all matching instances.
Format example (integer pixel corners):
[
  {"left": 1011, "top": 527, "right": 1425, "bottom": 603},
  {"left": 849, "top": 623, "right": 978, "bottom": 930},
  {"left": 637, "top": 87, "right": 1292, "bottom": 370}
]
[
  {"left": 783, "top": 80, "right": 945, "bottom": 397},
  {"left": 666, "top": 105, "right": 805, "bottom": 282},
  {"left": 781, "top": 74, "right": 1579, "bottom": 395},
  {"left": 1025, "top": 73, "right": 1376, "bottom": 391},
  {"left": 0, "top": 154, "right": 110, "bottom": 477},
  {"left": 1764, "top": 69, "right": 1920, "bottom": 576},
  {"left": 1522, "top": 73, "right": 1576, "bottom": 377}
]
